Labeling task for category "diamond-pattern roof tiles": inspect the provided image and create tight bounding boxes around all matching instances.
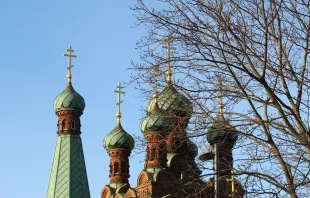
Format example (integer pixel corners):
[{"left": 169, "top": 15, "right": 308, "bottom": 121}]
[{"left": 46, "top": 135, "right": 90, "bottom": 198}]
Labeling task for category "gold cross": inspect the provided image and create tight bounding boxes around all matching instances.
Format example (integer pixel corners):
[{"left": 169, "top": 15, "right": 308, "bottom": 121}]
[
  {"left": 64, "top": 46, "right": 77, "bottom": 82},
  {"left": 162, "top": 37, "right": 176, "bottom": 85},
  {"left": 217, "top": 75, "right": 224, "bottom": 113},
  {"left": 114, "top": 83, "right": 125, "bottom": 121},
  {"left": 152, "top": 66, "right": 161, "bottom": 99},
  {"left": 226, "top": 170, "right": 235, "bottom": 198}
]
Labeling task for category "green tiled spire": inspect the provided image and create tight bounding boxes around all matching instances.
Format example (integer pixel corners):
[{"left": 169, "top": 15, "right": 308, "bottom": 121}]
[{"left": 46, "top": 135, "right": 90, "bottom": 198}]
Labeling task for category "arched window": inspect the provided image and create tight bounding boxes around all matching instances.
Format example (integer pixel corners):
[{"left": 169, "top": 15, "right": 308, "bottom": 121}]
[
  {"left": 114, "top": 162, "right": 119, "bottom": 174},
  {"left": 61, "top": 120, "right": 66, "bottom": 131},
  {"left": 151, "top": 146, "right": 156, "bottom": 159},
  {"left": 71, "top": 121, "right": 75, "bottom": 129}
]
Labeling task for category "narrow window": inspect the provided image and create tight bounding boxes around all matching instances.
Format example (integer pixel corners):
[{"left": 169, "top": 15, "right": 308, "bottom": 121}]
[
  {"left": 114, "top": 162, "right": 119, "bottom": 174},
  {"left": 71, "top": 121, "right": 75, "bottom": 129},
  {"left": 151, "top": 146, "right": 156, "bottom": 159},
  {"left": 61, "top": 120, "right": 66, "bottom": 131}
]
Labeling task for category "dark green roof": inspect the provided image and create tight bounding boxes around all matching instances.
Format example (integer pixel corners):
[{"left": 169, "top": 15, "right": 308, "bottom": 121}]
[
  {"left": 103, "top": 122, "right": 135, "bottom": 152},
  {"left": 140, "top": 101, "right": 173, "bottom": 134},
  {"left": 54, "top": 82, "right": 85, "bottom": 112},
  {"left": 206, "top": 114, "right": 238, "bottom": 144},
  {"left": 147, "top": 86, "right": 193, "bottom": 118}
]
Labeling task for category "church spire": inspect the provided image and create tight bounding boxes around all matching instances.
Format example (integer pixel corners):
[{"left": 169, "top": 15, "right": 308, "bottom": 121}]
[
  {"left": 162, "top": 37, "right": 176, "bottom": 86},
  {"left": 47, "top": 46, "right": 90, "bottom": 198}
]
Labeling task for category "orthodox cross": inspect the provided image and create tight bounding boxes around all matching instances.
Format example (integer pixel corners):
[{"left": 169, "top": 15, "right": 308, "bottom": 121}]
[
  {"left": 162, "top": 37, "right": 176, "bottom": 85},
  {"left": 64, "top": 46, "right": 77, "bottom": 82},
  {"left": 153, "top": 66, "right": 161, "bottom": 99},
  {"left": 217, "top": 75, "right": 224, "bottom": 113},
  {"left": 226, "top": 170, "right": 236, "bottom": 198},
  {"left": 114, "top": 83, "right": 125, "bottom": 121}
]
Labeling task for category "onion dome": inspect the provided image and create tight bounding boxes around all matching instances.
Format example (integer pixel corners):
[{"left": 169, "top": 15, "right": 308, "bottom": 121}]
[
  {"left": 187, "top": 139, "right": 198, "bottom": 157},
  {"left": 206, "top": 114, "right": 238, "bottom": 145},
  {"left": 54, "top": 82, "right": 85, "bottom": 112},
  {"left": 140, "top": 101, "right": 173, "bottom": 134},
  {"left": 146, "top": 86, "right": 193, "bottom": 118},
  {"left": 103, "top": 122, "right": 135, "bottom": 152}
]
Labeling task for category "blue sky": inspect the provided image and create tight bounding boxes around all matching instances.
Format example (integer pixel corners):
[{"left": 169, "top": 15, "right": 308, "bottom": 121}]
[{"left": 0, "top": 1, "right": 151, "bottom": 197}]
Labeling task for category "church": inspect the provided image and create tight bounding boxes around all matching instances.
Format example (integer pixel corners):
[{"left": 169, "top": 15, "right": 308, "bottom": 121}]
[{"left": 46, "top": 41, "right": 245, "bottom": 198}]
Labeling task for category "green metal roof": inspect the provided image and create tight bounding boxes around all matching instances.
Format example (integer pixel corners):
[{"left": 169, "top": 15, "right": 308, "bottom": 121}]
[
  {"left": 147, "top": 86, "right": 193, "bottom": 118},
  {"left": 140, "top": 101, "right": 173, "bottom": 134},
  {"left": 54, "top": 82, "right": 85, "bottom": 112},
  {"left": 206, "top": 114, "right": 238, "bottom": 144},
  {"left": 46, "top": 135, "right": 90, "bottom": 198},
  {"left": 103, "top": 122, "right": 135, "bottom": 152}
]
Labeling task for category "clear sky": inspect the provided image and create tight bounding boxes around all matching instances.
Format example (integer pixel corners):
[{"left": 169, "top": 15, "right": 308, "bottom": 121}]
[{"left": 0, "top": 1, "right": 150, "bottom": 197}]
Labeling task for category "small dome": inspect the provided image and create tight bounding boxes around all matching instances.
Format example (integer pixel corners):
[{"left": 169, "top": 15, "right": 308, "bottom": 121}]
[
  {"left": 140, "top": 101, "right": 173, "bottom": 134},
  {"left": 147, "top": 86, "right": 193, "bottom": 118},
  {"left": 54, "top": 82, "right": 85, "bottom": 112},
  {"left": 103, "top": 122, "right": 135, "bottom": 152},
  {"left": 199, "top": 146, "right": 214, "bottom": 161},
  {"left": 206, "top": 114, "right": 238, "bottom": 144},
  {"left": 187, "top": 139, "right": 198, "bottom": 157}
]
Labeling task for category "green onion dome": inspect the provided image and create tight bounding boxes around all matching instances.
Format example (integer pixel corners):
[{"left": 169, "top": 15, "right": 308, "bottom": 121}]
[
  {"left": 54, "top": 82, "right": 85, "bottom": 113},
  {"left": 103, "top": 122, "right": 135, "bottom": 152},
  {"left": 140, "top": 101, "right": 173, "bottom": 134},
  {"left": 206, "top": 114, "right": 239, "bottom": 145},
  {"left": 187, "top": 139, "right": 198, "bottom": 157},
  {"left": 147, "top": 86, "right": 193, "bottom": 118}
]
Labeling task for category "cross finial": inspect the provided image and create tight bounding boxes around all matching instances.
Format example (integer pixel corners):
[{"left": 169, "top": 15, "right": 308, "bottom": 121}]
[
  {"left": 152, "top": 66, "right": 161, "bottom": 100},
  {"left": 162, "top": 37, "right": 176, "bottom": 85},
  {"left": 226, "top": 170, "right": 235, "bottom": 198},
  {"left": 217, "top": 75, "right": 224, "bottom": 113},
  {"left": 64, "top": 46, "right": 77, "bottom": 83},
  {"left": 114, "top": 83, "right": 125, "bottom": 122}
]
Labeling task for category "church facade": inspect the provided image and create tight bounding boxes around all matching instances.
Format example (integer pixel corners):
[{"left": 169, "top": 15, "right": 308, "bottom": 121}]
[{"left": 47, "top": 43, "right": 244, "bottom": 198}]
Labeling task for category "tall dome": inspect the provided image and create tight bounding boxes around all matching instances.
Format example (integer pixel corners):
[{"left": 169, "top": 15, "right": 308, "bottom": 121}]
[
  {"left": 103, "top": 122, "right": 135, "bottom": 152},
  {"left": 53, "top": 82, "right": 85, "bottom": 113},
  {"left": 146, "top": 85, "right": 193, "bottom": 118}
]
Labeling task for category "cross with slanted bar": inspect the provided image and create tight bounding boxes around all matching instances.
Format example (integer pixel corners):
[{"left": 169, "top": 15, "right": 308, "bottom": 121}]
[
  {"left": 114, "top": 83, "right": 125, "bottom": 121},
  {"left": 162, "top": 37, "right": 176, "bottom": 84},
  {"left": 64, "top": 46, "right": 77, "bottom": 82},
  {"left": 153, "top": 66, "right": 161, "bottom": 99},
  {"left": 217, "top": 75, "right": 224, "bottom": 113}
]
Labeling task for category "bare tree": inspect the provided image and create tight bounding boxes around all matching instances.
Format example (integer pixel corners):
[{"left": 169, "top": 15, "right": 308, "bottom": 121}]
[{"left": 130, "top": 0, "right": 310, "bottom": 197}]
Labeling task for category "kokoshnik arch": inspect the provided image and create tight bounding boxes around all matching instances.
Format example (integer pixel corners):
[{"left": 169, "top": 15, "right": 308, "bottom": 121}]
[{"left": 47, "top": 41, "right": 245, "bottom": 198}]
